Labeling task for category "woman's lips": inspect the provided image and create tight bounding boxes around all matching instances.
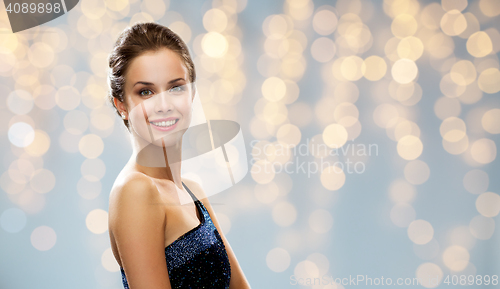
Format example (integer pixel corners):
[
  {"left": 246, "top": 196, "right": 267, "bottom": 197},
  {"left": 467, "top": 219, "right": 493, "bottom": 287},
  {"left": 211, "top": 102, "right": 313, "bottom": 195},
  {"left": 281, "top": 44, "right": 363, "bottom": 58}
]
[{"left": 149, "top": 119, "right": 179, "bottom": 131}]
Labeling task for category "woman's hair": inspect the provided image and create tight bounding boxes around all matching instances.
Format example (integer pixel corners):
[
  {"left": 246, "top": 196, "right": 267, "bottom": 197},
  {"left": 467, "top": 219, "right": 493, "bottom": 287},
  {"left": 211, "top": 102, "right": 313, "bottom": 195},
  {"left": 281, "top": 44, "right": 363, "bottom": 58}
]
[{"left": 107, "top": 22, "right": 196, "bottom": 131}]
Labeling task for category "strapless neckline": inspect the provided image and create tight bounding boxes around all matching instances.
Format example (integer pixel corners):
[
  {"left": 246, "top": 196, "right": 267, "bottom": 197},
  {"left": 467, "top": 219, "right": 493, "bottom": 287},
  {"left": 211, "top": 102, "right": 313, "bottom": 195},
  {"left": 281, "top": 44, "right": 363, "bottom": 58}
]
[
  {"left": 119, "top": 181, "right": 205, "bottom": 267},
  {"left": 165, "top": 198, "right": 205, "bottom": 250},
  {"left": 119, "top": 181, "right": 231, "bottom": 288}
]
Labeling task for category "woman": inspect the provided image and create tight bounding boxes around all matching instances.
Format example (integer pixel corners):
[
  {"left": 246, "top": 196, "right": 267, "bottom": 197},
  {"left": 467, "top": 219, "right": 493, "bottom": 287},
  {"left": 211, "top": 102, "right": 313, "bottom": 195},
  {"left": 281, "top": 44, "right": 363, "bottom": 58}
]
[{"left": 106, "top": 22, "right": 251, "bottom": 289}]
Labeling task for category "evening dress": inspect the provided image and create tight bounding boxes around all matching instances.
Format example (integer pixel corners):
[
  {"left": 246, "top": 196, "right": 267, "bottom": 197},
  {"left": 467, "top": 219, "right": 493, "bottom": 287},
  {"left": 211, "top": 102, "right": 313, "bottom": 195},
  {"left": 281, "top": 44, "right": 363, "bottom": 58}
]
[{"left": 119, "top": 181, "right": 231, "bottom": 288}]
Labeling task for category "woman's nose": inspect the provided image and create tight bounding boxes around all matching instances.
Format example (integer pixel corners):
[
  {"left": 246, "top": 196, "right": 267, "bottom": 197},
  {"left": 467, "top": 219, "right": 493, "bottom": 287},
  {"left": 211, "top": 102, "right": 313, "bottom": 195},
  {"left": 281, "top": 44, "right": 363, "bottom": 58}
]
[{"left": 153, "top": 92, "right": 173, "bottom": 113}]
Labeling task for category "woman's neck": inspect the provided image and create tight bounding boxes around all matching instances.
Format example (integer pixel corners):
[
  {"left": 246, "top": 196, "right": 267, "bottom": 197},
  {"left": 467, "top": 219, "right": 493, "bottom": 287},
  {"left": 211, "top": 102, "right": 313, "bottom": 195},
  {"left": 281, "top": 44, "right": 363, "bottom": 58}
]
[{"left": 128, "top": 130, "right": 184, "bottom": 190}]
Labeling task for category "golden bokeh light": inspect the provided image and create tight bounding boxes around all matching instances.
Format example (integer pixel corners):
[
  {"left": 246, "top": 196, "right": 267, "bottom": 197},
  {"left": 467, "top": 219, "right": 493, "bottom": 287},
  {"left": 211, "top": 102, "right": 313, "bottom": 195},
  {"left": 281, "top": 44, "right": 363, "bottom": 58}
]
[
  {"left": 201, "top": 32, "right": 228, "bottom": 58},
  {"left": 404, "top": 160, "right": 430, "bottom": 185},
  {"left": 449, "top": 226, "right": 476, "bottom": 249},
  {"left": 86, "top": 209, "right": 108, "bottom": 234},
  {"left": 463, "top": 169, "right": 489, "bottom": 195},
  {"left": 450, "top": 60, "right": 476, "bottom": 86},
  {"left": 426, "top": 32, "right": 454, "bottom": 59},
  {"left": 24, "top": 130, "right": 50, "bottom": 157},
  {"left": 420, "top": 3, "right": 445, "bottom": 30},
  {"left": 169, "top": 21, "right": 192, "bottom": 44},
  {"left": 266, "top": 248, "right": 291, "bottom": 272},
  {"left": 415, "top": 263, "right": 443, "bottom": 288},
  {"left": 459, "top": 12, "right": 480, "bottom": 39},
  {"left": 101, "top": 247, "right": 119, "bottom": 272},
  {"left": 477, "top": 68, "right": 500, "bottom": 94},
  {"left": 440, "top": 73, "right": 466, "bottom": 98},
  {"left": 262, "top": 14, "right": 293, "bottom": 40},
  {"left": 479, "top": 0, "right": 500, "bottom": 17},
  {"left": 129, "top": 12, "right": 154, "bottom": 26},
  {"left": 440, "top": 117, "right": 466, "bottom": 142},
  {"left": 442, "top": 134, "right": 469, "bottom": 155},
  {"left": 392, "top": 58, "right": 418, "bottom": 84},
  {"left": 30, "top": 226, "right": 57, "bottom": 251},
  {"left": 81, "top": 0, "right": 106, "bottom": 19},
  {"left": 322, "top": 124, "right": 348, "bottom": 148},
  {"left": 469, "top": 215, "right": 495, "bottom": 240},
  {"left": 28, "top": 42, "right": 55, "bottom": 68},
  {"left": 481, "top": 108, "right": 500, "bottom": 134},
  {"left": 397, "top": 135, "right": 423, "bottom": 160},
  {"left": 55, "top": 86, "right": 81, "bottom": 111},
  {"left": 320, "top": 165, "right": 346, "bottom": 191},
  {"left": 389, "top": 179, "right": 417, "bottom": 203},
  {"left": 334, "top": 81, "right": 359, "bottom": 103},
  {"left": 312, "top": 9, "right": 338, "bottom": 35},
  {"left": 106, "top": 0, "right": 130, "bottom": 12},
  {"left": 442, "top": 245, "right": 469, "bottom": 271},
  {"left": 440, "top": 10, "right": 467, "bottom": 36},
  {"left": 470, "top": 138, "right": 497, "bottom": 164},
  {"left": 284, "top": 0, "right": 314, "bottom": 21},
  {"left": 7, "top": 89, "right": 33, "bottom": 115},
  {"left": 78, "top": 15, "right": 104, "bottom": 39},
  {"left": 373, "top": 103, "right": 400, "bottom": 128},
  {"left": 262, "top": 77, "right": 286, "bottom": 102},
  {"left": 458, "top": 81, "right": 482, "bottom": 104},
  {"left": 361, "top": 55, "right": 387, "bottom": 81},
  {"left": 29, "top": 168, "right": 56, "bottom": 194},
  {"left": 408, "top": 219, "right": 434, "bottom": 245},
  {"left": 394, "top": 120, "right": 421, "bottom": 141},
  {"left": 434, "top": 96, "right": 461, "bottom": 120},
  {"left": 78, "top": 134, "right": 104, "bottom": 159},
  {"left": 334, "top": 102, "right": 359, "bottom": 127},
  {"left": 475, "top": 192, "right": 500, "bottom": 217},
  {"left": 384, "top": 0, "right": 421, "bottom": 18},
  {"left": 308, "top": 209, "right": 334, "bottom": 233},
  {"left": 81, "top": 158, "right": 106, "bottom": 182},
  {"left": 442, "top": 0, "right": 468, "bottom": 12},
  {"left": 310, "top": 37, "right": 336, "bottom": 63},
  {"left": 466, "top": 31, "right": 493, "bottom": 58},
  {"left": 250, "top": 160, "right": 275, "bottom": 184},
  {"left": 391, "top": 14, "right": 418, "bottom": 38},
  {"left": 397, "top": 36, "right": 424, "bottom": 60},
  {"left": 203, "top": 9, "right": 228, "bottom": 33},
  {"left": 264, "top": 38, "right": 289, "bottom": 59},
  {"left": 340, "top": 55, "right": 364, "bottom": 81},
  {"left": 276, "top": 124, "right": 301, "bottom": 147}
]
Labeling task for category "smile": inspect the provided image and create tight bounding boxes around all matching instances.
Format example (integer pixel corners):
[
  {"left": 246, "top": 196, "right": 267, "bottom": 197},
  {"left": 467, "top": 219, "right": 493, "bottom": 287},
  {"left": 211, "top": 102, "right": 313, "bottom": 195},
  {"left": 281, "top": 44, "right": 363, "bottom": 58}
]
[{"left": 150, "top": 119, "right": 179, "bottom": 127}]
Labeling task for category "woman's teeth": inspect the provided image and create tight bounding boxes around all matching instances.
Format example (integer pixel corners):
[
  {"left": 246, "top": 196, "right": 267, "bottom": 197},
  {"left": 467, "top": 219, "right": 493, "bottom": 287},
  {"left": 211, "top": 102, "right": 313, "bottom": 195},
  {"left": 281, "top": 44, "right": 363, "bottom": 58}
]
[{"left": 150, "top": 119, "right": 178, "bottom": 127}]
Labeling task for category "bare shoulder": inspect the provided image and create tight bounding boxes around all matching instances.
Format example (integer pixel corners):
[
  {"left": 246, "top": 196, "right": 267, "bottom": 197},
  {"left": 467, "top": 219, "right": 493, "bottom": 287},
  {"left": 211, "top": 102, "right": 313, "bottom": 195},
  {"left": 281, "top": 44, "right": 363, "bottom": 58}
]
[{"left": 109, "top": 172, "right": 162, "bottom": 220}]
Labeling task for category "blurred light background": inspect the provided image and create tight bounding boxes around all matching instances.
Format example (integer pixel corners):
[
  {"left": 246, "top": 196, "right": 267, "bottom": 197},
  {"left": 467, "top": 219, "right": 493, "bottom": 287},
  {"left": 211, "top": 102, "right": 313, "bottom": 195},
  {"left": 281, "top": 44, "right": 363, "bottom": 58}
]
[{"left": 0, "top": 0, "right": 499, "bottom": 288}]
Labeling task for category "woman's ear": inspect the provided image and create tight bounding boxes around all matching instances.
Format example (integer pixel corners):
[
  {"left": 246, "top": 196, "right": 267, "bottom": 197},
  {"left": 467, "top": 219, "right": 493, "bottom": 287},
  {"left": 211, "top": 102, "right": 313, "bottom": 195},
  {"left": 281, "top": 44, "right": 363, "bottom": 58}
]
[{"left": 114, "top": 97, "right": 127, "bottom": 114}]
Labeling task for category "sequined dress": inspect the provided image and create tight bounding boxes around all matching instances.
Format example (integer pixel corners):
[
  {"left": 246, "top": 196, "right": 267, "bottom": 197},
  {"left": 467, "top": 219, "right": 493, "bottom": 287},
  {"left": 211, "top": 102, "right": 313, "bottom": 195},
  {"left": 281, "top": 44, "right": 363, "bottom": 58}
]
[{"left": 119, "top": 182, "right": 231, "bottom": 288}]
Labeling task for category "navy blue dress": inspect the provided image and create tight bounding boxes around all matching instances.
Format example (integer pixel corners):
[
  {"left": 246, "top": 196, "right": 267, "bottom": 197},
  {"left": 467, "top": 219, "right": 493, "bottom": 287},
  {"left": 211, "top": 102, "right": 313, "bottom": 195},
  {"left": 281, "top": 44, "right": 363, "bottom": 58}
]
[{"left": 119, "top": 182, "right": 231, "bottom": 288}]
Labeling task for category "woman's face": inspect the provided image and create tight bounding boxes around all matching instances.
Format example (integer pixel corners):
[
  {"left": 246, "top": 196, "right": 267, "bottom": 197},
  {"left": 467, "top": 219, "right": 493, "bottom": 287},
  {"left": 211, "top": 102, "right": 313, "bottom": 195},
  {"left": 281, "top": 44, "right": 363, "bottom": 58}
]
[{"left": 122, "top": 48, "right": 194, "bottom": 148}]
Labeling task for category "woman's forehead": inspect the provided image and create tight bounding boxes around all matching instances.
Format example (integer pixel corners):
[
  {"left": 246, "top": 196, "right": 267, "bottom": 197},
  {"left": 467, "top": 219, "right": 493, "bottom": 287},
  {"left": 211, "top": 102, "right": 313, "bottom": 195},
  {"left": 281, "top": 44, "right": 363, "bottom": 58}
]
[{"left": 126, "top": 49, "right": 189, "bottom": 84}]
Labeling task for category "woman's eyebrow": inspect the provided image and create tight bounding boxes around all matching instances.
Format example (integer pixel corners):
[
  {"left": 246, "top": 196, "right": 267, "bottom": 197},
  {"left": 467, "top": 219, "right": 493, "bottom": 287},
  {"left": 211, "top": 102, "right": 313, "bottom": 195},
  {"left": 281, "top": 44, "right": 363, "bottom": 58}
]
[
  {"left": 132, "top": 78, "right": 185, "bottom": 87},
  {"left": 167, "top": 77, "right": 185, "bottom": 84}
]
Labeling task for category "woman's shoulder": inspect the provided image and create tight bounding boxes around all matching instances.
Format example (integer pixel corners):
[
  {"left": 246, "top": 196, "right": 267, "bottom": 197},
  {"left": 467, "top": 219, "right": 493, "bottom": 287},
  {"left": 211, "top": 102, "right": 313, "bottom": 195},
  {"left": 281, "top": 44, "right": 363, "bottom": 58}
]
[{"left": 109, "top": 171, "right": 159, "bottom": 209}]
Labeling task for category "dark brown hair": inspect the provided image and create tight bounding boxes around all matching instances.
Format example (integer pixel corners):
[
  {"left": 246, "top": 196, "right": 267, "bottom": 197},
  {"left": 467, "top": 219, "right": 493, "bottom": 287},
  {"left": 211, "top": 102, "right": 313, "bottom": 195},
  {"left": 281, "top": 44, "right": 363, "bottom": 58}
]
[{"left": 107, "top": 22, "right": 196, "bottom": 131}]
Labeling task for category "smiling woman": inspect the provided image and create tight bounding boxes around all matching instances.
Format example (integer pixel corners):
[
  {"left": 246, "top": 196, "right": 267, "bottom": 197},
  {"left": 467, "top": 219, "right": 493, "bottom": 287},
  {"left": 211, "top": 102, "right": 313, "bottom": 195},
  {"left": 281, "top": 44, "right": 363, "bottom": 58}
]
[{"left": 106, "top": 22, "right": 251, "bottom": 289}]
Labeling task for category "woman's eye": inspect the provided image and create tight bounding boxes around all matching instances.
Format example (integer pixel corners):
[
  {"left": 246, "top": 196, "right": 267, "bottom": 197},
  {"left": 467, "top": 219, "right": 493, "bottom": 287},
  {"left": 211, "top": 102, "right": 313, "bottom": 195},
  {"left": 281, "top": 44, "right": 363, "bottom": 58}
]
[
  {"left": 169, "top": 85, "right": 186, "bottom": 94},
  {"left": 139, "top": 89, "right": 153, "bottom": 96}
]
